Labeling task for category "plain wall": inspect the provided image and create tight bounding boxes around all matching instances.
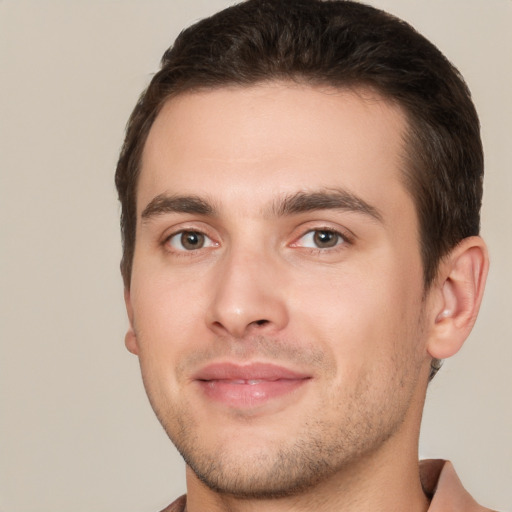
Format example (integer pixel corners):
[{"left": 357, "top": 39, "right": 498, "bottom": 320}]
[{"left": 1, "top": 1, "right": 510, "bottom": 510}]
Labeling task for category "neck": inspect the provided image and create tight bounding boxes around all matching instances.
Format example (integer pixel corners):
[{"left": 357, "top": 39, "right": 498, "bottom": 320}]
[
  {"left": 184, "top": 366, "right": 432, "bottom": 512},
  {"left": 185, "top": 436, "right": 430, "bottom": 512}
]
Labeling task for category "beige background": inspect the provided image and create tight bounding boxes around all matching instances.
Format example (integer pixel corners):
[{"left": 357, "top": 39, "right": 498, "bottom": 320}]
[{"left": 1, "top": 1, "right": 510, "bottom": 510}]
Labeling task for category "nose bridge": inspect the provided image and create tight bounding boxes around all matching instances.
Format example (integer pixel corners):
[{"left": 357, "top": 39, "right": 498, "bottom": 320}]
[{"left": 206, "top": 238, "right": 288, "bottom": 338}]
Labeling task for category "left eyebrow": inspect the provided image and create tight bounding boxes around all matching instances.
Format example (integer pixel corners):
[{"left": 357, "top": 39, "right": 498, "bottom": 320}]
[
  {"left": 141, "top": 194, "right": 215, "bottom": 222},
  {"left": 272, "top": 189, "right": 383, "bottom": 222}
]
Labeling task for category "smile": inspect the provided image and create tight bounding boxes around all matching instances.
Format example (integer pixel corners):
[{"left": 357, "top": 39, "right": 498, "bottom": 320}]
[{"left": 193, "top": 363, "right": 312, "bottom": 408}]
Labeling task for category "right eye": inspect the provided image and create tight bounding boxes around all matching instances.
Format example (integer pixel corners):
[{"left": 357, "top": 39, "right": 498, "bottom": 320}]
[{"left": 166, "top": 231, "right": 217, "bottom": 251}]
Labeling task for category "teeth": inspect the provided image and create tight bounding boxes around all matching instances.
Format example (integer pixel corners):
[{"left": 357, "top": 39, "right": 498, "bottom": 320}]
[{"left": 228, "top": 379, "right": 263, "bottom": 385}]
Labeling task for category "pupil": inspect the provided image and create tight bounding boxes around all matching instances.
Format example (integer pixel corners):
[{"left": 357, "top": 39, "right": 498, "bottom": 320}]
[
  {"left": 314, "top": 230, "right": 338, "bottom": 248},
  {"left": 181, "top": 231, "right": 204, "bottom": 250}
]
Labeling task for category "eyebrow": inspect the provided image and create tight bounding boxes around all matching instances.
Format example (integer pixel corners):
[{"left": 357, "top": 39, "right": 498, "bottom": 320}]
[
  {"left": 273, "top": 189, "right": 383, "bottom": 222},
  {"left": 140, "top": 188, "right": 383, "bottom": 223},
  {"left": 141, "top": 194, "right": 215, "bottom": 221}
]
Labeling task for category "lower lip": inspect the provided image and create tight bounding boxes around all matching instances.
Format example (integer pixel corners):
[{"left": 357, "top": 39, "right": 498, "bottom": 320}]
[{"left": 197, "top": 378, "right": 309, "bottom": 408}]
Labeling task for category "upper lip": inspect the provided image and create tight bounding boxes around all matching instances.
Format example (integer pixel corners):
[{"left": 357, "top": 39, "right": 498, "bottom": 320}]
[{"left": 193, "top": 362, "right": 311, "bottom": 382}]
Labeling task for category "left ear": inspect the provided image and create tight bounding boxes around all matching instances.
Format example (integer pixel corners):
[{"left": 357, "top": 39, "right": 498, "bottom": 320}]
[{"left": 427, "top": 236, "right": 489, "bottom": 360}]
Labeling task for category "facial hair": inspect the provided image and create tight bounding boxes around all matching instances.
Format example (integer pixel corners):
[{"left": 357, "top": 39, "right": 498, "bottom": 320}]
[{"left": 139, "top": 331, "right": 425, "bottom": 500}]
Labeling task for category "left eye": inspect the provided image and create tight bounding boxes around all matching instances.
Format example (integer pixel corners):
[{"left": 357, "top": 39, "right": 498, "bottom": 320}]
[
  {"left": 167, "top": 231, "right": 216, "bottom": 251},
  {"left": 296, "top": 229, "right": 345, "bottom": 249}
]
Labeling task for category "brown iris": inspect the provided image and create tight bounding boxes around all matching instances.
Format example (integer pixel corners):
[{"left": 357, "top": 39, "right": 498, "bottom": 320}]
[
  {"left": 313, "top": 230, "right": 339, "bottom": 248},
  {"left": 180, "top": 231, "right": 205, "bottom": 250}
]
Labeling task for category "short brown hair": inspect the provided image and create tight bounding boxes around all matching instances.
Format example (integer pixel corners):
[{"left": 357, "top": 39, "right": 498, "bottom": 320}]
[{"left": 116, "top": 0, "right": 483, "bottom": 297}]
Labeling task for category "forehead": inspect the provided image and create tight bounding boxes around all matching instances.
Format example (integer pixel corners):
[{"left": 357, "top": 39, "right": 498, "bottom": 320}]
[{"left": 138, "top": 82, "right": 411, "bottom": 219}]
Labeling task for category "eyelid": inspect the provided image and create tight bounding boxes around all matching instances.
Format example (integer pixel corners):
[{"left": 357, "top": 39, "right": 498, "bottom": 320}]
[
  {"left": 161, "top": 223, "right": 220, "bottom": 253},
  {"left": 289, "top": 224, "right": 355, "bottom": 249},
  {"left": 168, "top": 231, "right": 217, "bottom": 251}
]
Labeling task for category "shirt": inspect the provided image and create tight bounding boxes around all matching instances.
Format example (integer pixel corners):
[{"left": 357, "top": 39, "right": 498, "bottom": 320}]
[
  {"left": 160, "top": 459, "right": 496, "bottom": 512},
  {"left": 421, "top": 459, "right": 496, "bottom": 512}
]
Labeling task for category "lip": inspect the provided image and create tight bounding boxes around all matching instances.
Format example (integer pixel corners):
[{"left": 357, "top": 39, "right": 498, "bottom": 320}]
[{"left": 193, "top": 362, "right": 311, "bottom": 408}]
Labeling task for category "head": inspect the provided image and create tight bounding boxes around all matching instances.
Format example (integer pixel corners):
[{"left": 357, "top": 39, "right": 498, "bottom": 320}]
[
  {"left": 115, "top": 0, "right": 487, "bottom": 501},
  {"left": 116, "top": 0, "right": 483, "bottom": 291}
]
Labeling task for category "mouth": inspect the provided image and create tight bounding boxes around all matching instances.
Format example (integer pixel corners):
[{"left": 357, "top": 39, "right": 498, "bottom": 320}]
[{"left": 193, "top": 362, "right": 312, "bottom": 408}]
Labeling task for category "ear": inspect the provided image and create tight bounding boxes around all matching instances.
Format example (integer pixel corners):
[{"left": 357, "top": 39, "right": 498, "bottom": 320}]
[
  {"left": 427, "top": 236, "right": 489, "bottom": 360},
  {"left": 124, "top": 287, "right": 139, "bottom": 355}
]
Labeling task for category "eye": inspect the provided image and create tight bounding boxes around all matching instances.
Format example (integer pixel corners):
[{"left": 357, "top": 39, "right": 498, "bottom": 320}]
[
  {"left": 295, "top": 229, "right": 346, "bottom": 249},
  {"left": 166, "top": 231, "right": 216, "bottom": 251}
]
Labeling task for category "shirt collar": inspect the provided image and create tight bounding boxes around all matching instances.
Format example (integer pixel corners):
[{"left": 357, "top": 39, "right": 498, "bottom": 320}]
[{"left": 420, "top": 459, "right": 490, "bottom": 511}]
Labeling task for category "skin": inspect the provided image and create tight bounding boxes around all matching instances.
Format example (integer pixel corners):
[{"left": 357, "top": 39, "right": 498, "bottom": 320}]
[{"left": 124, "top": 82, "right": 488, "bottom": 512}]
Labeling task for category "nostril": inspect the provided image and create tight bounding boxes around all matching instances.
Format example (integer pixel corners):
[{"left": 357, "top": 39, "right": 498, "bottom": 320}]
[{"left": 254, "top": 319, "right": 269, "bottom": 326}]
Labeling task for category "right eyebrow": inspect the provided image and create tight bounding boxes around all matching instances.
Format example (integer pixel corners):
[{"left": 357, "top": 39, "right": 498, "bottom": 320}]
[{"left": 141, "top": 194, "right": 215, "bottom": 222}]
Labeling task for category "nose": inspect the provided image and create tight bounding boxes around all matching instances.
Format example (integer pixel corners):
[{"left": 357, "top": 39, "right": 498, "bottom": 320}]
[{"left": 205, "top": 246, "right": 289, "bottom": 339}]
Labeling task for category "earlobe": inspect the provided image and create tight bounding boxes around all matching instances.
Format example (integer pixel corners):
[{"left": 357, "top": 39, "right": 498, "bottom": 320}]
[
  {"left": 124, "top": 288, "right": 139, "bottom": 355},
  {"left": 427, "top": 236, "right": 489, "bottom": 360}
]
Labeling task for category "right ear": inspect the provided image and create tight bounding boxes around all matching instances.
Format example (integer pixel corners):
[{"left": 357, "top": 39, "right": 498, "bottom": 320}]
[{"left": 124, "top": 288, "right": 139, "bottom": 355}]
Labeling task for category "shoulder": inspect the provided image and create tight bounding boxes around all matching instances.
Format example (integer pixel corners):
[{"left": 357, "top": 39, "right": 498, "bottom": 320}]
[
  {"left": 421, "top": 459, "right": 498, "bottom": 512},
  {"left": 159, "top": 494, "right": 186, "bottom": 512}
]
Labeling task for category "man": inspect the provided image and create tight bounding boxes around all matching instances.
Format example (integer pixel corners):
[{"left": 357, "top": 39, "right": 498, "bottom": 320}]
[{"left": 115, "top": 0, "right": 494, "bottom": 510}]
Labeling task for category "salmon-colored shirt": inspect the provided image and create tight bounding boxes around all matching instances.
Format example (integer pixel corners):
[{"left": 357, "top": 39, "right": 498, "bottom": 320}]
[
  {"left": 161, "top": 460, "right": 496, "bottom": 512},
  {"left": 420, "top": 459, "right": 496, "bottom": 512}
]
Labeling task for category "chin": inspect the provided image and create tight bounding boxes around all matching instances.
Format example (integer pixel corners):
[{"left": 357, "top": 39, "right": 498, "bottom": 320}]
[{"left": 183, "top": 444, "right": 336, "bottom": 499}]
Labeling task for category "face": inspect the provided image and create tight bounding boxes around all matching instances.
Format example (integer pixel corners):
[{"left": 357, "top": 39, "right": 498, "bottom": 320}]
[{"left": 126, "top": 83, "right": 433, "bottom": 497}]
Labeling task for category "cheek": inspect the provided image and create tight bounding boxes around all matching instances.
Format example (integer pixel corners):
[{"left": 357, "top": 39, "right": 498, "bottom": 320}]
[
  {"left": 289, "top": 263, "right": 424, "bottom": 376},
  {"left": 133, "top": 260, "right": 209, "bottom": 324},
  {"left": 129, "top": 269, "right": 211, "bottom": 374}
]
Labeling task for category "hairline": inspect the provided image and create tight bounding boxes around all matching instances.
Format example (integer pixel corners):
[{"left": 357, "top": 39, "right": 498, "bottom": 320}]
[{"left": 126, "top": 78, "right": 430, "bottom": 287}]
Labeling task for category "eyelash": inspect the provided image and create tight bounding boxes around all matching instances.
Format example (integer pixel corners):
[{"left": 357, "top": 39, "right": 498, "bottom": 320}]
[
  {"left": 291, "top": 227, "right": 353, "bottom": 252},
  {"left": 164, "top": 230, "right": 218, "bottom": 253},
  {"left": 162, "top": 226, "right": 354, "bottom": 255}
]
